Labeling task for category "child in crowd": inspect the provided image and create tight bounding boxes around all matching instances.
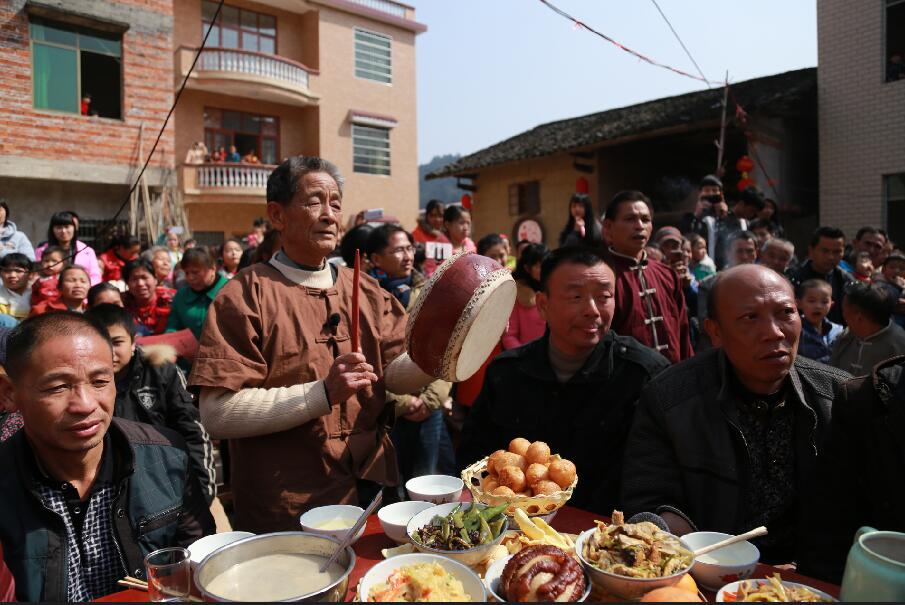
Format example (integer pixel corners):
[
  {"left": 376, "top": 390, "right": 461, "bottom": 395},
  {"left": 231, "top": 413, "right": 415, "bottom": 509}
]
[
  {"left": 30, "top": 245, "right": 66, "bottom": 305},
  {"left": 687, "top": 232, "right": 716, "bottom": 281},
  {"left": 0, "top": 253, "right": 32, "bottom": 321},
  {"left": 797, "top": 279, "right": 844, "bottom": 363},
  {"left": 852, "top": 251, "right": 874, "bottom": 282},
  {"left": 875, "top": 250, "right": 905, "bottom": 329}
]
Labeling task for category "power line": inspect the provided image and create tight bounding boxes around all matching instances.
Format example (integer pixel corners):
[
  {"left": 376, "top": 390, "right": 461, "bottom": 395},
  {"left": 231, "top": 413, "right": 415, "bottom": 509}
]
[
  {"left": 647, "top": 0, "right": 711, "bottom": 88},
  {"left": 536, "top": 0, "right": 719, "bottom": 86}
]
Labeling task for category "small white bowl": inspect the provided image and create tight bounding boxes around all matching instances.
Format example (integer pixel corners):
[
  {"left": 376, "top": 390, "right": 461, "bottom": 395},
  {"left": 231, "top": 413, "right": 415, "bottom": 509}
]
[
  {"left": 406, "top": 502, "right": 510, "bottom": 567},
  {"left": 682, "top": 531, "right": 759, "bottom": 591},
  {"left": 716, "top": 578, "right": 837, "bottom": 602},
  {"left": 359, "top": 552, "right": 486, "bottom": 602},
  {"left": 187, "top": 531, "right": 254, "bottom": 570},
  {"left": 378, "top": 501, "right": 435, "bottom": 543},
  {"left": 405, "top": 475, "right": 464, "bottom": 504},
  {"left": 484, "top": 553, "right": 593, "bottom": 602},
  {"left": 299, "top": 504, "right": 365, "bottom": 544},
  {"left": 575, "top": 528, "right": 694, "bottom": 600}
]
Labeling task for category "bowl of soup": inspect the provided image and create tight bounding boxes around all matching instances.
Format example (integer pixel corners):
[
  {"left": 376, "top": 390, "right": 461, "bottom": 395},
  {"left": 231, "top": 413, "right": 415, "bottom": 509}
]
[
  {"left": 299, "top": 505, "right": 365, "bottom": 544},
  {"left": 681, "top": 531, "right": 760, "bottom": 591},
  {"left": 194, "top": 532, "right": 356, "bottom": 601}
]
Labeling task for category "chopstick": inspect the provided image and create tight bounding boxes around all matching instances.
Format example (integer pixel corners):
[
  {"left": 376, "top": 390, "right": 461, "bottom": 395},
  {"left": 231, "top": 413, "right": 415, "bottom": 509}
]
[
  {"left": 118, "top": 576, "right": 148, "bottom": 591},
  {"left": 351, "top": 250, "right": 360, "bottom": 352},
  {"left": 319, "top": 489, "right": 382, "bottom": 573},
  {"left": 693, "top": 526, "right": 768, "bottom": 557}
]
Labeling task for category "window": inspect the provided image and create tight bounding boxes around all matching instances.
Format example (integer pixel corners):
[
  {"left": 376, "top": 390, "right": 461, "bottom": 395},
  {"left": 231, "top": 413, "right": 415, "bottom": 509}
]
[
  {"left": 204, "top": 107, "right": 280, "bottom": 164},
  {"left": 354, "top": 28, "right": 392, "bottom": 84},
  {"left": 352, "top": 125, "right": 390, "bottom": 175},
  {"left": 887, "top": 0, "right": 905, "bottom": 82},
  {"left": 508, "top": 182, "right": 541, "bottom": 216},
  {"left": 886, "top": 173, "right": 905, "bottom": 246},
  {"left": 29, "top": 18, "right": 122, "bottom": 118},
  {"left": 202, "top": 1, "right": 276, "bottom": 54}
]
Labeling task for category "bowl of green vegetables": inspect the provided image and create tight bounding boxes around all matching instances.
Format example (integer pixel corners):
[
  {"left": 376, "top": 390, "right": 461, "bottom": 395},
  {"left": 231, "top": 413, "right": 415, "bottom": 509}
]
[{"left": 406, "top": 502, "right": 510, "bottom": 567}]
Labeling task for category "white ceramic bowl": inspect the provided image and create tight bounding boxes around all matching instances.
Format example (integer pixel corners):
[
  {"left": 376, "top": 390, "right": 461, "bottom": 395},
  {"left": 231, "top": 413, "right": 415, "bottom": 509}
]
[
  {"left": 359, "top": 552, "right": 486, "bottom": 602},
  {"left": 574, "top": 528, "right": 694, "bottom": 600},
  {"left": 405, "top": 475, "right": 464, "bottom": 504},
  {"left": 187, "top": 531, "right": 254, "bottom": 570},
  {"left": 299, "top": 504, "right": 365, "bottom": 544},
  {"left": 406, "top": 502, "right": 510, "bottom": 567},
  {"left": 378, "top": 501, "right": 435, "bottom": 543},
  {"left": 484, "top": 553, "right": 593, "bottom": 602},
  {"left": 716, "top": 578, "right": 837, "bottom": 602},
  {"left": 681, "top": 531, "right": 760, "bottom": 591}
]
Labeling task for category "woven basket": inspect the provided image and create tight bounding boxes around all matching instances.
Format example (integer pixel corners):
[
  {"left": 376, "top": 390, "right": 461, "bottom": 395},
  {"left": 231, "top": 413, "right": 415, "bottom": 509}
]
[{"left": 461, "top": 455, "right": 577, "bottom": 517}]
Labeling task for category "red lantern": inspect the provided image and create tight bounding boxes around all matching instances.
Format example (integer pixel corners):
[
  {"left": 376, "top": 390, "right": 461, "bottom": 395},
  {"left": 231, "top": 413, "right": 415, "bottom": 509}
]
[
  {"left": 575, "top": 177, "right": 589, "bottom": 194},
  {"left": 461, "top": 194, "right": 473, "bottom": 210},
  {"left": 736, "top": 155, "right": 755, "bottom": 173},
  {"left": 736, "top": 177, "right": 756, "bottom": 191}
]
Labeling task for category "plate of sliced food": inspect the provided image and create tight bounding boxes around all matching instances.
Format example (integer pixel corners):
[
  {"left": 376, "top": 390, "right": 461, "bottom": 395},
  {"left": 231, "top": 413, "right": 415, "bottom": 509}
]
[{"left": 716, "top": 574, "right": 836, "bottom": 602}]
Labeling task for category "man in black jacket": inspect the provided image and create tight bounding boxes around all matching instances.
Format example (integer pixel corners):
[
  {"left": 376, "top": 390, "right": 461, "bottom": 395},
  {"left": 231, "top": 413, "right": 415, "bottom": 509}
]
[
  {"left": 459, "top": 247, "right": 669, "bottom": 514},
  {"left": 680, "top": 175, "right": 748, "bottom": 270},
  {"left": 0, "top": 312, "right": 214, "bottom": 601},
  {"left": 788, "top": 226, "right": 854, "bottom": 326},
  {"left": 798, "top": 354, "right": 905, "bottom": 583},
  {"left": 87, "top": 304, "right": 216, "bottom": 505},
  {"left": 621, "top": 264, "right": 850, "bottom": 564}
]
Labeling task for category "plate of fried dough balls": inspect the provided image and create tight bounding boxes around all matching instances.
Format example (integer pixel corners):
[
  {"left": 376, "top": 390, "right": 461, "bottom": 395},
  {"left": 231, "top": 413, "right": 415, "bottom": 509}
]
[{"left": 461, "top": 438, "right": 578, "bottom": 517}]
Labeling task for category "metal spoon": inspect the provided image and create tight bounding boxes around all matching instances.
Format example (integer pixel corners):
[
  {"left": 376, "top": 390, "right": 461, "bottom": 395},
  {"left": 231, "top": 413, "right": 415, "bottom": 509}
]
[{"left": 319, "top": 490, "right": 383, "bottom": 572}]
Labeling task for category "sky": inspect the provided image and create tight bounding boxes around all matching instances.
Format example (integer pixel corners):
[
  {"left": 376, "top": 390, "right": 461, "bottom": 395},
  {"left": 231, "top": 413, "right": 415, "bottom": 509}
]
[{"left": 411, "top": 0, "right": 817, "bottom": 164}]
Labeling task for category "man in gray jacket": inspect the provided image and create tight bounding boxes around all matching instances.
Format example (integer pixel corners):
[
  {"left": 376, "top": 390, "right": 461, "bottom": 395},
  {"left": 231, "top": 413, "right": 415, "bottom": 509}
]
[
  {"left": 621, "top": 264, "right": 850, "bottom": 564},
  {"left": 829, "top": 281, "right": 905, "bottom": 376}
]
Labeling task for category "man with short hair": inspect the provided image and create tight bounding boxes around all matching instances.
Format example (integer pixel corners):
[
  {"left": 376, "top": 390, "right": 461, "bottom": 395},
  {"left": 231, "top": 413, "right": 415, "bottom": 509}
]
[
  {"left": 840, "top": 226, "right": 886, "bottom": 273},
  {"left": 621, "top": 265, "right": 850, "bottom": 564},
  {"left": 788, "top": 227, "right": 853, "bottom": 325},
  {"left": 165, "top": 248, "right": 229, "bottom": 339},
  {"left": 830, "top": 282, "right": 905, "bottom": 375},
  {"left": 459, "top": 247, "right": 669, "bottom": 513},
  {"left": 0, "top": 313, "right": 213, "bottom": 601},
  {"left": 748, "top": 218, "right": 775, "bottom": 250},
  {"left": 602, "top": 191, "right": 693, "bottom": 363},
  {"left": 875, "top": 250, "right": 905, "bottom": 328},
  {"left": 760, "top": 238, "right": 795, "bottom": 276},
  {"left": 732, "top": 186, "right": 767, "bottom": 222},
  {"left": 680, "top": 175, "right": 747, "bottom": 269}
]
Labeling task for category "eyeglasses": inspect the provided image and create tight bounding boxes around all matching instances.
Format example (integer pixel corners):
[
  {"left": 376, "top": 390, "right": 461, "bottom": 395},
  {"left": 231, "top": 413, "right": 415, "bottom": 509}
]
[{"left": 390, "top": 246, "right": 415, "bottom": 256}]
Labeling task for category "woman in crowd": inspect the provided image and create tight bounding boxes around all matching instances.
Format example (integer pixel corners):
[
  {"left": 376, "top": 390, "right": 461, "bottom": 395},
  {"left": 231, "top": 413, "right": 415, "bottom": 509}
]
[
  {"left": 219, "top": 239, "right": 244, "bottom": 279},
  {"left": 443, "top": 204, "right": 476, "bottom": 254},
  {"left": 502, "top": 243, "right": 548, "bottom": 350},
  {"left": 0, "top": 201, "right": 35, "bottom": 260},
  {"left": 122, "top": 258, "right": 174, "bottom": 335},
  {"left": 558, "top": 193, "right": 603, "bottom": 248},
  {"left": 87, "top": 282, "right": 124, "bottom": 307},
  {"left": 413, "top": 200, "right": 450, "bottom": 277},
  {"left": 165, "top": 230, "right": 183, "bottom": 267},
  {"left": 476, "top": 233, "right": 508, "bottom": 266},
  {"left": 758, "top": 198, "right": 785, "bottom": 238},
  {"left": 29, "top": 265, "right": 90, "bottom": 315},
  {"left": 147, "top": 246, "right": 176, "bottom": 288},
  {"left": 34, "top": 211, "right": 102, "bottom": 285}
]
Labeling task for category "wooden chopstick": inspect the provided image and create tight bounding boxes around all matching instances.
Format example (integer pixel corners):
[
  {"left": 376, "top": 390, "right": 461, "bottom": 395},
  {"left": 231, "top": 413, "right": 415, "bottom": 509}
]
[
  {"left": 118, "top": 578, "right": 148, "bottom": 591},
  {"left": 351, "top": 250, "right": 361, "bottom": 352}
]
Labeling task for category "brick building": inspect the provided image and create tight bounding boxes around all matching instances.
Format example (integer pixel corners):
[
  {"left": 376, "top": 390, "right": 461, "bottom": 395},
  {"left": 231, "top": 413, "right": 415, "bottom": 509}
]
[
  {"left": 173, "top": 0, "right": 425, "bottom": 244},
  {"left": 0, "top": 0, "right": 425, "bottom": 246},
  {"left": 818, "top": 0, "right": 905, "bottom": 245},
  {"left": 0, "top": 0, "right": 175, "bottom": 246}
]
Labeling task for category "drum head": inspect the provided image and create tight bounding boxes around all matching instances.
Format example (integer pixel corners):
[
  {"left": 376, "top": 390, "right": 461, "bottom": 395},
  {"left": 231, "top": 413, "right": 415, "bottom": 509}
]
[{"left": 453, "top": 278, "right": 516, "bottom": 381}]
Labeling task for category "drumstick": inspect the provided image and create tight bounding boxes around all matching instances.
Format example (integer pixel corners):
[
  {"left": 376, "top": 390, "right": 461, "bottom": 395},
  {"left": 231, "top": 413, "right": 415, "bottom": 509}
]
[{"left": 351, "top": 249, "right": 360, "bottom": 353}]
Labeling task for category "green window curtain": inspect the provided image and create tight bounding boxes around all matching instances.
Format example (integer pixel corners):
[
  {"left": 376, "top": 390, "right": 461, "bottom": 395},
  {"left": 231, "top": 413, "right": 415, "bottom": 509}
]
[{"left": 32, "top": 42, "right": 78, "bottom": 113}]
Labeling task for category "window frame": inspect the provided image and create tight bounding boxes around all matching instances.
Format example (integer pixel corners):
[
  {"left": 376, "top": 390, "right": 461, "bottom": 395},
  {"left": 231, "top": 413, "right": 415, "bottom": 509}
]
[
  {"left": 203, "top": 106, "right": 281, "bottom": 165},
  {"left": 508, "top": 181, "right": 541, "bottom": 216},
  {"left": 202, "top": 0, "right": 278, "bottom": 55},
  {"left": 885, "top": 172, "right": 905, "bottom": 245},
  {"left": 885, "top": 0, "right": 905, "bottom": 83},
  {"left": 28, "top": 16, "right": 124, "bottom": 119},
  {"left": 353, "top": 27, "right": 392, "bottom": 85},
  {"left": 352, "top": 124, "right": 391, "bottom": 176}
]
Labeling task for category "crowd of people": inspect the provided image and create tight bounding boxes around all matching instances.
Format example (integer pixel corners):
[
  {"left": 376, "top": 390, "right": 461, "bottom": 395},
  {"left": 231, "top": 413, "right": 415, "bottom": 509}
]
[
  {"left": 184, "top": 141, "right": 262, "bottom": 165},
  {"left": 0, "top": 160, "right": 903, "bottom": 601}
]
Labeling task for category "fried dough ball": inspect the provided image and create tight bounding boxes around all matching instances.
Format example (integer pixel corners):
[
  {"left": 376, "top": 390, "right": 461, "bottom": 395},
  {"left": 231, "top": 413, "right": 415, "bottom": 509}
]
[
  {"left": 525, "top": 441, "right": 551, "bottom": 465},
  {"left": 487, "top": 449, "right": 508, "bottom": 475},
  {"left": 548, "top": 459, "right": 577, "bottom": 489},
  {"left": 482, "top": 476, "right": 500, "bottom": 493},
  {"left": 532, "top": 480, "right": 562, "bottom": 496},
  {"left": 498, "top": 466, "right": 527, "bottom": 492},
  {"left": 508, "top": 437, "right": 531, "bottom": 456},
  {"left": 498, "top": 452, "right": 527, "bottom": 471},
  {"left": 525, "top": 463, "right": 550, "bottom": 486},
  {"left": 492, "top": 486, "right": 516, "bottom": 497}
]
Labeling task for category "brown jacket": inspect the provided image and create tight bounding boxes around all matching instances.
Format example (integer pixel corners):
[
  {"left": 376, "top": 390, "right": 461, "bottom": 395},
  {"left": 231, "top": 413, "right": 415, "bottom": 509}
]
[{"left": 189, "top": 261, "right": 406, "bottom": 532}]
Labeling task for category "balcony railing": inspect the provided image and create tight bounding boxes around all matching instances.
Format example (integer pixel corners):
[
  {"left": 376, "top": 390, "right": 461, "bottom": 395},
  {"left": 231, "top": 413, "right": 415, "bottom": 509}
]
[
  {"left": 190, "top": 163, "right": 277, "bottom": 192},
  {"left": 197, "top": 47, "right": 311, "bottom": 90}
]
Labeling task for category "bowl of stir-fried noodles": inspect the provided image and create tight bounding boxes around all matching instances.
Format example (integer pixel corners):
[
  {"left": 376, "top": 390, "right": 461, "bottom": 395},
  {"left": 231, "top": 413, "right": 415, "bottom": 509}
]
[
  {"left": 575, "top": 511, "right": 695, "bottom": 599},
  {"left": 716, "top": 574, "right": 836, "bottom": 602}
]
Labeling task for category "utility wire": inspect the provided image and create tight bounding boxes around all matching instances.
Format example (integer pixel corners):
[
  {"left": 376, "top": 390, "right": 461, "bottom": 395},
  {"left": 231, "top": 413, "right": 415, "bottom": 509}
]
[{"left": 648, "top": 0, "right": 711, "bottom": 88}]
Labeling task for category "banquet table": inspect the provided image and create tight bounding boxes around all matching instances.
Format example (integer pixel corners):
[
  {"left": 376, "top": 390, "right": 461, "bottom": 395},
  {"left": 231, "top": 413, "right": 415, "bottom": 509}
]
[{"left": 97, "top": 505, "right": 841, "bottom": 602}]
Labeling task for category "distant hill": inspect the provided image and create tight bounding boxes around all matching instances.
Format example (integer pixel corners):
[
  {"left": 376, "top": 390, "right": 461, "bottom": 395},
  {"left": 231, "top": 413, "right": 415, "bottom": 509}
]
[{"left": 419, "top": 154, "right": 461, "bottom": 208}]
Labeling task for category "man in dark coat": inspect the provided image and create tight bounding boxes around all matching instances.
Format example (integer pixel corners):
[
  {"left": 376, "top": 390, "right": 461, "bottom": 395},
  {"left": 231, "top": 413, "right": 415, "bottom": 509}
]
[
  {"left": 602, "top": 190, "right": 693, "bottom": 364},
  {"left": 680, "top": 175, "right": 748, "bottom": 270},
  {"left": 788, "top": 226, "right": 854, "bottom": 325},
  {"left": 459, "top": 247, "right": 669, "bottom": 514},
  {"left": 798, "top": 354, "right": 905, "bottom": 583},
  {"left": 621, "top": 264, "right": 850, "bottom": 565}
]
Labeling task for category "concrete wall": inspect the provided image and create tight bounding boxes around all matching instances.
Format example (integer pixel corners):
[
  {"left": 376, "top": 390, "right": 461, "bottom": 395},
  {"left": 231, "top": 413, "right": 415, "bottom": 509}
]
[{"left": 818, "top": 0, "right": 905, "bottom": 239}]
